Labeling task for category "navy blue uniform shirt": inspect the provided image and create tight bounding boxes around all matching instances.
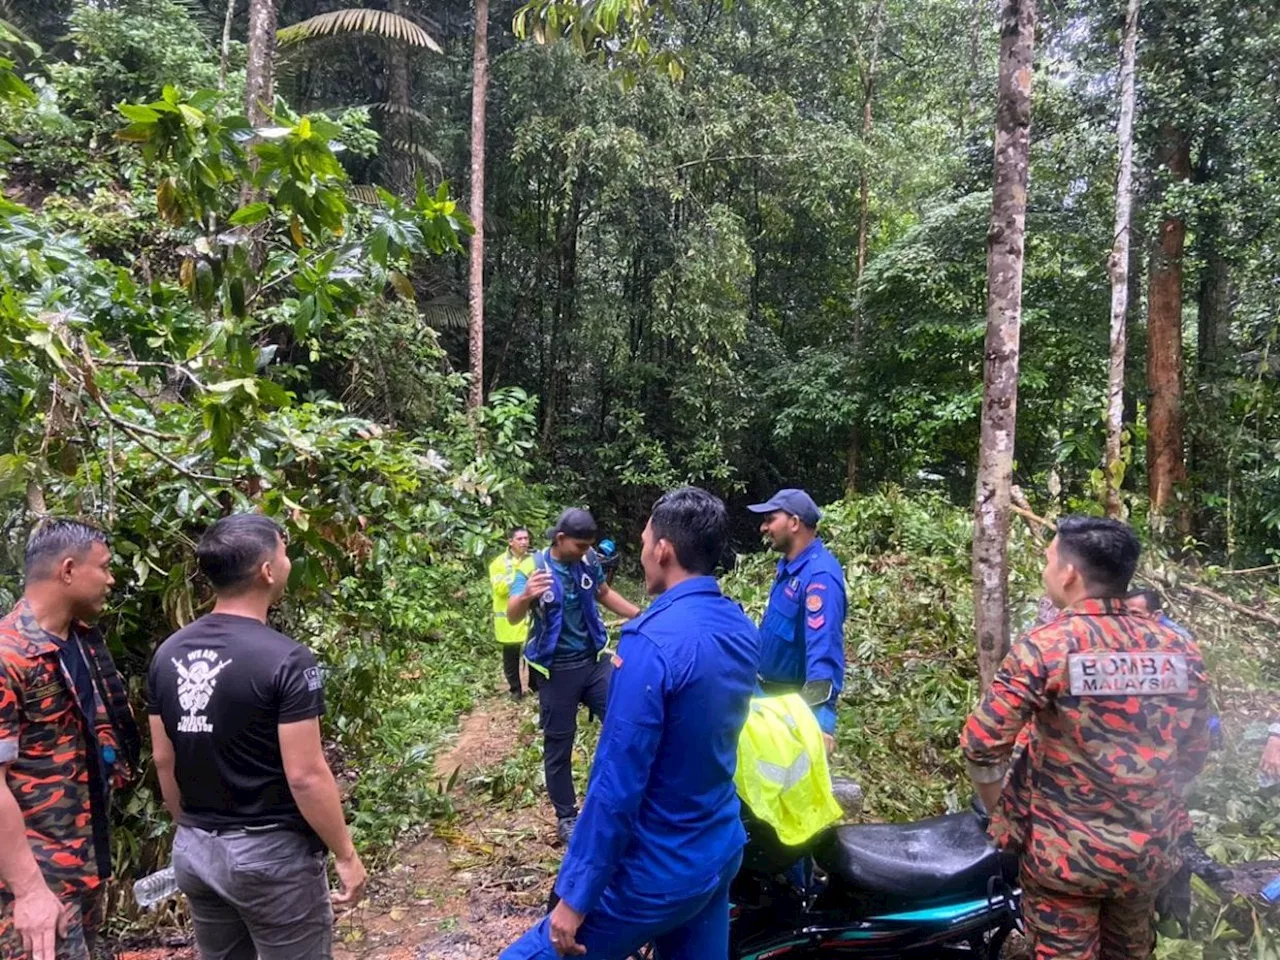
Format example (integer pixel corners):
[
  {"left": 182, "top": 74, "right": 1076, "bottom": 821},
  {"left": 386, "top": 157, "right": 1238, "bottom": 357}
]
[
  {"left": 554, "top": 576, "right": 760, "bottom": 915},
  {"left": 757, "top": 539, "right": 847, "bottom": 733}
]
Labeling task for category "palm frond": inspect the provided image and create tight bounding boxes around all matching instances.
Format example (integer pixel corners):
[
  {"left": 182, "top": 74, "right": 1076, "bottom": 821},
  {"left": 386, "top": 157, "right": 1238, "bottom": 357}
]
[
  {"left": 348, "top": 184, "right": 383, "bottom": 206},
  {"left": 372, "top": 101, "right": 434, "bottom": 128},
  {"left": 419, "top": 294, "right": 468, "bottom": 331},
  {"left": 390, "top": 138, "right": 443, "bottom": 174},
  {"left": 278, "top": 9, "right": 443, "bottom": 53}
]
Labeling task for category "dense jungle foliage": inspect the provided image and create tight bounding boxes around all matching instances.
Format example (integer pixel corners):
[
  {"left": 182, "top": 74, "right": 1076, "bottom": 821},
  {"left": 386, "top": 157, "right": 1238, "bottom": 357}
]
[{"left": 0, "top": 0, "right": 1278, "bottom": 952}]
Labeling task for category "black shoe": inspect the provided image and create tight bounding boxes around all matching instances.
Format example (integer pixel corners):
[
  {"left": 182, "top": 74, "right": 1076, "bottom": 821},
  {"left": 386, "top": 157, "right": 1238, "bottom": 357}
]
[
  {"left": 509, "top": 689, "right": 524, "bottom": 701},
  {"left": 556, "top": 816, "right": 577, "bottom": 845}
]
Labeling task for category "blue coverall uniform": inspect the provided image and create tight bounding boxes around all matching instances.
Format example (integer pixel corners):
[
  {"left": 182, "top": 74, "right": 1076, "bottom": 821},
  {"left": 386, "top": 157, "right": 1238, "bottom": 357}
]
[
  {"left": 501, "top": 576, "right": 760, "bottom": 960},
  {"left": 757, "top": 539, "right": 847, "bottom": 734}
]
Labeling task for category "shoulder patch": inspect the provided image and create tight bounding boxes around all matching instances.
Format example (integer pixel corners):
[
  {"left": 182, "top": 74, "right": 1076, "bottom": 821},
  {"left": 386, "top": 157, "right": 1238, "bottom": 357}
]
[
  {"left": 806, "top": 614, "right": 826, "bottom": 631},
  {"left": 806, "top": 593, "right": 824, "bottom": 613}
]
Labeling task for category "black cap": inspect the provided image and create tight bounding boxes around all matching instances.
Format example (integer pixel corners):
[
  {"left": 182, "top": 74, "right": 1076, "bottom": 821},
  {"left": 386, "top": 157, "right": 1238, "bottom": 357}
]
[
  {"left": 747, "top": 488, "right": 822, "bottom": 527},
  {"left": 549, "top": 507, "right": 598, "bottom": 541}
]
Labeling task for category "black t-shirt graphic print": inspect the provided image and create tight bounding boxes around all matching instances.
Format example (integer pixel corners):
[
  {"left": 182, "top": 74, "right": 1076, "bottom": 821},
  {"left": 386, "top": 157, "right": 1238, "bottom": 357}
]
[{"left": 147, "top": 613, "right": 325, "bottom": 837}]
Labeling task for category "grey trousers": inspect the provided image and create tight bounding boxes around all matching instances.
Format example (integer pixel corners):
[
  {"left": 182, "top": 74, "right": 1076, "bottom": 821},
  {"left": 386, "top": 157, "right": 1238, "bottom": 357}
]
[{"left": 173, "top": 825, "right": 333, "bottom": 960}]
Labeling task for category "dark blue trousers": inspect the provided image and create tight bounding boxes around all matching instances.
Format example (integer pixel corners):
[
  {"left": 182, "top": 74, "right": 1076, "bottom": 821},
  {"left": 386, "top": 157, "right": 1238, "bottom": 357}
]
[{"left": 500, "top": 850, "right": 742, "bottom": 960}]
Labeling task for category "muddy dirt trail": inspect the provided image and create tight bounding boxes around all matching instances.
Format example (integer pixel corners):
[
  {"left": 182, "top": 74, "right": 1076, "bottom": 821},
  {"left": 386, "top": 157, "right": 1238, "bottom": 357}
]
[{"left": 330, "top": 690, "right": 556, "bottom": 960}]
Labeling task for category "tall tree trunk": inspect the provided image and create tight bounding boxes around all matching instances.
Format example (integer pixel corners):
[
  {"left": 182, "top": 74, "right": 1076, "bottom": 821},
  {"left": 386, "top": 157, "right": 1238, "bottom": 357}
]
[
  {"left": 386, "top": 0, "right": 414, "bottom": 196},
  {"left": 467, "top": 0, "right": 489, "bottom": 411},
  {"left": 244, "top": 0, "right": 277, "bottom": 125},
  {"left": 220, "top": 0, "right": 237, "bottom": 95},
  {"left": 1196, "top": 231, "right": 1231, "bottom": 378},
  {"left": 1145, "top": 125, "right": 1190, "bottom": 536},
  {"left": 973, "top": 0, "right": 1035, "bottom": 691},
  {"left": 1103, "top": 0, "right": 1141, "bottom": 519},
  {"left": 847, "top": 0, "right": 887, "bottom": 496}
]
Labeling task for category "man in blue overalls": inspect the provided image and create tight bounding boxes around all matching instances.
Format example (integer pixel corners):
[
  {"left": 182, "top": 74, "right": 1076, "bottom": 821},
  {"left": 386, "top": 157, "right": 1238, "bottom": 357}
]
[
  {"left": 748, "top": 489, "right": 847, "bottom": 749},
  {"left": 501, "top": 487, "right": 759, "bottom": 960},
  {"left": 507, "top": 509, "right": 640, "bottom": 844}
]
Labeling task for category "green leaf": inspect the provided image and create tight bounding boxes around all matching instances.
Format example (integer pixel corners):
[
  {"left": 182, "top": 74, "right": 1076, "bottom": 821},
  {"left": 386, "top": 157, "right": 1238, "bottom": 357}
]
[
  {"left": 228, "top": 202, "right": 271, "bottom": 226},
  {"left": 370, "top": 225, "right": 389, "bottom": 266},
  {"left": 117, "top": 103, "right": 161, "bottom": 123},
  {"left": 0, "top": 454, "right": 28, "bottom": 496}
]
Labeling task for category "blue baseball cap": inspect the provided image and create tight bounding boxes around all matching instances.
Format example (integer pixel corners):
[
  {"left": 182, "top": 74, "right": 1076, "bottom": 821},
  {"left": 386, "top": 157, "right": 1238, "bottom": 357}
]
[{"left": 747, "top": 488, "right": 822, "bottom": 527}]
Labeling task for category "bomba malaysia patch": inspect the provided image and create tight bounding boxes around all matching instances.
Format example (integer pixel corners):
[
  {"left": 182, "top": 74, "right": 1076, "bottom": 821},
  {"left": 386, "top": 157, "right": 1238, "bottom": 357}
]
[{"left": 1067, "top": 651, "right": 1190, "bottom": 696}]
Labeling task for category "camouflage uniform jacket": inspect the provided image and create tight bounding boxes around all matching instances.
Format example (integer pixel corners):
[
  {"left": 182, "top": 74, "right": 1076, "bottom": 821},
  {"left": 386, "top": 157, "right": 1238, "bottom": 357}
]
[
  {"left": 0, "top": 600, "right": 132, "bottom": 896},
  {"left": 961, "top": 597, "right": 1211, "bottom": 896}
]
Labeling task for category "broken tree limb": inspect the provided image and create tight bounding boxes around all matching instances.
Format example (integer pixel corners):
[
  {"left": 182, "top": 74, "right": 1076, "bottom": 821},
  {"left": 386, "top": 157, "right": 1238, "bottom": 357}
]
[
  {"left": 1218, "top": 563, "right": 1280, "bottom": 577},
  {"left": 1179, "top": 582, "right": 1280, "bottom": 629},
  {"left": 1010, "top": 502, "right": 1056, "bottom": 535}
]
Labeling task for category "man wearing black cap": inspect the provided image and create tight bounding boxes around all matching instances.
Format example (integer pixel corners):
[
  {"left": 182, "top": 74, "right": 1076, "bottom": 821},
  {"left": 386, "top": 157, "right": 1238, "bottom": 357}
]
[
  {"left": 507, "top": 508, "right": 641, "bottom": 843},
  {"left": 747, "top": 489, "right": 847, "bottom": 745}
]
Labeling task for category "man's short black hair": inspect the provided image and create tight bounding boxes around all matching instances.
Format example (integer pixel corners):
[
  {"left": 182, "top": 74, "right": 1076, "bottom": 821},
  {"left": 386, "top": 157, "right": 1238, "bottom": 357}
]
[
  {"left": 508, "top": 525, "right": 530, "bottom": 539},
  {"left": 1127, "top": 587, "right": 1163, "bottom": 613},
  {"left": 1055, "top": 515, "right": 1141, "bottom": 597},
  {"left": 649, "top": 487, "right": 727, "bottom": 576},
  {"left": 197, "top": 514, "right": 285, "bottom": 591},
  {"left": 24, "top": 519, "right": 108, "bottom": 581}
]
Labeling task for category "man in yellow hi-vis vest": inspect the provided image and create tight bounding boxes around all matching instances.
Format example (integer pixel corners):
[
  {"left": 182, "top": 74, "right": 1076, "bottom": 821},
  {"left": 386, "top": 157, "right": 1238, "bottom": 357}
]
[{"left": 490, "top": 527, "right": 536, "bottom": 699}]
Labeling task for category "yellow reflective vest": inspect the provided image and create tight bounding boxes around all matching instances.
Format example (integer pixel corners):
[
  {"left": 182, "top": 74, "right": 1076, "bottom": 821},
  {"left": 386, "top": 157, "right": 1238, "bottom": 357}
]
[
  {"left": 489, "top": 551, "right": 536, "bottom": 645},
  {"left": 735, "top": 694, "right": 843, "bottom": 847}
]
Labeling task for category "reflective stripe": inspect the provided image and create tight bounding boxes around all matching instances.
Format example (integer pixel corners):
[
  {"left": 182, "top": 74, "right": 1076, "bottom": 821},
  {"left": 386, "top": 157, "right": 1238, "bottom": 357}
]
[
  {"left": 735, "top": 694, "right": 842, "bottom": 846},
  {"left": 756, "top": 752, "right": 811, "bottom": 791}
]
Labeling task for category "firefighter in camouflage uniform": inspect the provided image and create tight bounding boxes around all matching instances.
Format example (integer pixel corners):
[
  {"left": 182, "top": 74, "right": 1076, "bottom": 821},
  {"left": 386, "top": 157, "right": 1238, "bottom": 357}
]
[
  {"left": 961, "top": 515, "right": 1211, "bottom": 960},
  {"left": 0, "top": 521, "right": 138, "bottom": 960}
]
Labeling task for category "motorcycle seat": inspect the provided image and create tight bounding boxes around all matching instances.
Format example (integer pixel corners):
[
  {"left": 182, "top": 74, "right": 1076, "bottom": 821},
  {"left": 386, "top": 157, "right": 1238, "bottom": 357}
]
[{"left": 813, "top": 812, "right": 1016, "bottom": 909}]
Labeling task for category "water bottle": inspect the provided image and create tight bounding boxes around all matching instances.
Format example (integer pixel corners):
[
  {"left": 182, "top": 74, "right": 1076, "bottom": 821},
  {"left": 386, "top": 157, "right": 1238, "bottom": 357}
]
[
  {"left": 1208, "top": 715, "right": 1223, "bottom": 751},
  {"left": 133, "top": 864, "right": 180, "bottom": 909}
]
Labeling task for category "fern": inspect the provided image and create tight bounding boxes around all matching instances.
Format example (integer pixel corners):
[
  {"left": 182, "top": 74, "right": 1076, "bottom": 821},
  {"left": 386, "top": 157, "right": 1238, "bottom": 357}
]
[{"left": 277, "top": 9, "right": 442, "bottom": 53}]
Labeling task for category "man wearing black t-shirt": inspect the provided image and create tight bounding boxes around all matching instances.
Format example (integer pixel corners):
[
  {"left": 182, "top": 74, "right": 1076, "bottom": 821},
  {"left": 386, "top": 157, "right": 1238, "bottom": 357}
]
[{"left": 147, "top": 514, "right": 365, "bottom": 960}]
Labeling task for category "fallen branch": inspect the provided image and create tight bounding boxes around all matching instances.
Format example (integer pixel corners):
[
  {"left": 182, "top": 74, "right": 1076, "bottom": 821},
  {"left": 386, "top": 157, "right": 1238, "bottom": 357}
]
[
  {"left": 1010, "top": 503, "right": 1056, "bottom": 534},
  {"left": 1179, "top": 582, "right": 1280, "bottom": 629},
  {"left": 1218, "top": 563, "right": 1280, "bottom": 577}
]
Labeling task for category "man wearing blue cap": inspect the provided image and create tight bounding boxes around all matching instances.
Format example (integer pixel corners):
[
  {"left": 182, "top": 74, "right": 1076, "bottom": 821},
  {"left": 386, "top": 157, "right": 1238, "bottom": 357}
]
[
  {"left": 508, "top": 508, "right": 641, "bottom": 845},
  {"left": 747, "top": 489, "right": 847, "bottom": 744}
]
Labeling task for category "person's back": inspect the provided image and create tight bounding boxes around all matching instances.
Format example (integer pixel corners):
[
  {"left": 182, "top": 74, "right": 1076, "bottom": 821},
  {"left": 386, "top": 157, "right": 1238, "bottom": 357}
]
[
  {"left": 147, "top": 514, "right": 365, "bottom": 960},
  {"left": 1000, "top": 601, "right": 1208, "bottom": 893},
  {"left": 963, "top": 516, "right": 1211, "bottom": 960},
  {"left": 150, "top": 613, "right": 321, "bottom": 833},
  {"left": 604, "top": 581, "right": 758, "bottom": 896}
]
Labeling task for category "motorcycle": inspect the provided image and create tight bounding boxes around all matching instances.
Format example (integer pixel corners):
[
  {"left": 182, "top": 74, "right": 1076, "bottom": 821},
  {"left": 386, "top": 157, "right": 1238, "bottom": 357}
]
[{"left": 617, "top": 807, "right": 1021, "bottom": 960}]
